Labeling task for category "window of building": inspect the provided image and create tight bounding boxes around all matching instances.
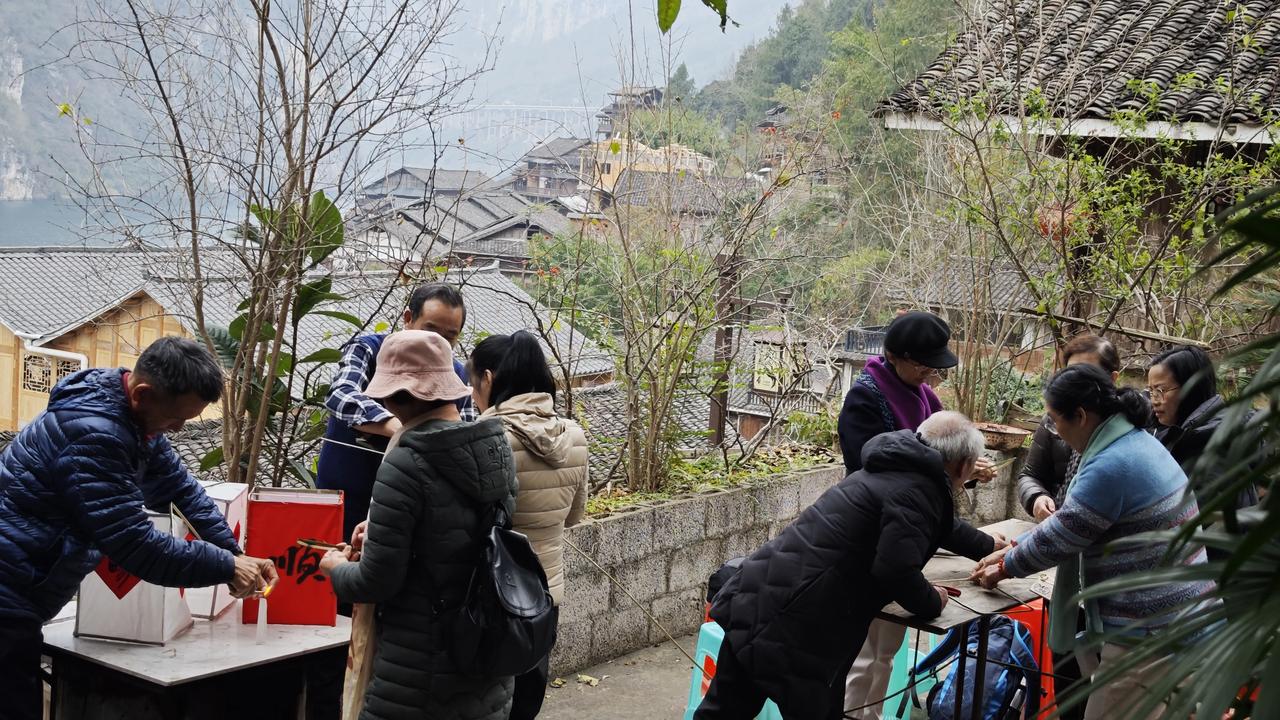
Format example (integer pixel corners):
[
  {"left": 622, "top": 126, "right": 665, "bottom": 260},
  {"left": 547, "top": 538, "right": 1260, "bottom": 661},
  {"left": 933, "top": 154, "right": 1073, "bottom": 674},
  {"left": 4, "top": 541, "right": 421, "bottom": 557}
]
[
  {"left": 22, "top": 354, "right": 51, "bottom": 394},
  {"left": 55, "top": 359, "right": 80, "bottom": 384},
  {"left": 752, "top": 341, "right": 810, "bottom": 394}
]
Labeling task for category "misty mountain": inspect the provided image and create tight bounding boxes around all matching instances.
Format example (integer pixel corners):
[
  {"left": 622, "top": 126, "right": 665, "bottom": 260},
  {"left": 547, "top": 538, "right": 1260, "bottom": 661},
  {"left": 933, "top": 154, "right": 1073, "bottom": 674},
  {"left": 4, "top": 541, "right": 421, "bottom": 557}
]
[{"left": 0, "top": 0, "right": 790, "bottom": 198}]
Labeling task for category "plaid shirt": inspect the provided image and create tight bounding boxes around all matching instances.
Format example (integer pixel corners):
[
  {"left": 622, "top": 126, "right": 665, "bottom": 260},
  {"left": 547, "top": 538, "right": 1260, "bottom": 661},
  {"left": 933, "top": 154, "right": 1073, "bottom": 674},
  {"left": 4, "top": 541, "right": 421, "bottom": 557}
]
[{"left": 325, "top": 334, "right": 476, "bottom": 428}]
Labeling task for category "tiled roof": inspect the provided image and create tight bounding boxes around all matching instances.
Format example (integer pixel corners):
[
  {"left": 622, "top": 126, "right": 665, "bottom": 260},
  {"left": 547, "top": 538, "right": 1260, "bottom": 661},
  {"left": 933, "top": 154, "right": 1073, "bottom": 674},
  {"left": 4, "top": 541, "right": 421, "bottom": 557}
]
[
  {"left": 0, "top": 247, "right": 247, "bottom": 340},
  {"left": 522, "top": 137, "right": 590, "bottom": 163},
  {"left": 397, "top": 168, "right": 492, "bottom": 192},
  {"left": 890, "top": 255, "right": 1036, "bottom": 312},
  {"left": 568, "top": 382, "right": 725, "bottom": 481},
  {"left": 612, "top": 169, "right": 758, "bottom": 216},
  {"left": 880, "top": 0, "right": 1280, "bottom": 128},
  {"left": 399, "top": 192, "right": 567, "bottom": 248},
  {"left": 0, "top": 247, "right": 612, "bottom": 379},
  {"left": 0, "top": 247, "right": 151, "bottom": 339},
  {"left": 348, "top": 192, "right": 570, "bottom": 267},
  {"left": 151, "top": 266, "right": 616, "bottom": 379},
  {"left": 359, "top": 168, "right": 493, "bottom": 198}
]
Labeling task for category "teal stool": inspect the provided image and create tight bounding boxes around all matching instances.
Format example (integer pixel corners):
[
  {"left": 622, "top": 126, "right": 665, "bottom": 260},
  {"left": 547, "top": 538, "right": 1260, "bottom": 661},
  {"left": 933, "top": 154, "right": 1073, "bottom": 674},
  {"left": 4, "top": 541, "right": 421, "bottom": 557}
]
[
  {"left": 683, "top": 621, "right": 783, "bottom": 720},
  {"left": 882, "top": 631, "right": 940, "bottom": 719}
]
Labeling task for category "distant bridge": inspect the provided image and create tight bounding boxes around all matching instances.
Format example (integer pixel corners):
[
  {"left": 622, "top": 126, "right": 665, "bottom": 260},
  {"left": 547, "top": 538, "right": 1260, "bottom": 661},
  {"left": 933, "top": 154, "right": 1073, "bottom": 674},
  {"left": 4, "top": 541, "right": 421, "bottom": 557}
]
[{"left": 448, "top": 105, "right": 604, "bottom": 143}]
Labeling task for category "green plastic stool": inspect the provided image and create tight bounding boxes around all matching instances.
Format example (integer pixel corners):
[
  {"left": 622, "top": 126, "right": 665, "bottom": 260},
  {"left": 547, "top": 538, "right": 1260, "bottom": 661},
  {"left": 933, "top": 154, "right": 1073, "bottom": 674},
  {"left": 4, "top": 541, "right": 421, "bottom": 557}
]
[
  {"left": 883, "top": 631, "right": 940, "bottom": 719},
  {"left": 684, "top": 621, "right": 783, "bottom": 720}
]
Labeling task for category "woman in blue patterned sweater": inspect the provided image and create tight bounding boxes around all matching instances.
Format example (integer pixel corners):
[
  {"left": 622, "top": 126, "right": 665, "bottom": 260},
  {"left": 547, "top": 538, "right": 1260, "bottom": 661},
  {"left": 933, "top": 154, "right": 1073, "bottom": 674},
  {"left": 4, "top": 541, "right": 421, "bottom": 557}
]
[{"left": 972, "top": 364, "right": 1215, "bottom": 720}]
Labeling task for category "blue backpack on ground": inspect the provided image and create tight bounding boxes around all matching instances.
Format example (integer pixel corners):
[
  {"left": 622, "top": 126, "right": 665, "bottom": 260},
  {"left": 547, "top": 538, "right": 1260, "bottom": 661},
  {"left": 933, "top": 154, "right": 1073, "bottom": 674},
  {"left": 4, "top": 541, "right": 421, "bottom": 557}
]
[{"left": 910, "top": 615, "right": 1041, "bottom": 720}]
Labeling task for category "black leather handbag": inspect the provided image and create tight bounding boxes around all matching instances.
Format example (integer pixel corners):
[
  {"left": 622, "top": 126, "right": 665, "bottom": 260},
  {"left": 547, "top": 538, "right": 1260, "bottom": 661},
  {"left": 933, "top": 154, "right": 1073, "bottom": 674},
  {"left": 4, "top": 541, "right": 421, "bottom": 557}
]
[{"left": 449, "top": 504, "right": 557, "bottom": 676}]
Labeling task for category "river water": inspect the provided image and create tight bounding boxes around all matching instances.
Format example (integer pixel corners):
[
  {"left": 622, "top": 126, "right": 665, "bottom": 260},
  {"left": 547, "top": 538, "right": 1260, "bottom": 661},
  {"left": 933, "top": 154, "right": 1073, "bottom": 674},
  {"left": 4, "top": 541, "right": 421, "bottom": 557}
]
[{"left": 0, "top": 199, "right": 106, "bottom": 247}]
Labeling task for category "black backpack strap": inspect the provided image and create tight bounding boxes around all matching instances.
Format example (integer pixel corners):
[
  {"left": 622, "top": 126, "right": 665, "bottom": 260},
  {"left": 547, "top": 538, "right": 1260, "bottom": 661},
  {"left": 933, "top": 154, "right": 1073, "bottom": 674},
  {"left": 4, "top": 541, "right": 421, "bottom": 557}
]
[{"left": 492, "top": 501, "right": 513, "bottom": 530}]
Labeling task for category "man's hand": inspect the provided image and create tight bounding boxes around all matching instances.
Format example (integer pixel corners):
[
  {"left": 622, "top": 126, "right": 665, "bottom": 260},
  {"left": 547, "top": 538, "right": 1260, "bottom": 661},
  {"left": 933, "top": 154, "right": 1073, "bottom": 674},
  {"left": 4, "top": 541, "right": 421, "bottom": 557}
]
[
  {"left": 970, "top": 562, "right": 1008, "bottom": 590},
  {"left": 318, "top": 544, "right": 353, "bottom": 577},
  {"left": 229, "top": 554, "right": 278, "bottom": 599},
  {"left": 934, "top": 585, "right": 950, "bottom": 610},
  {"left": 1032, "top": 495, "right": 1057, "bottom": 522},
  {"left": 254, "top": 558, "right": 279, "bottom": 595},
  {"left": 986, "top": 530, "right": 1010, "bottom": 551},
  {"left": 972, "top": 456, "right": 998, "bottom": 484},
  {"left": 351, "top": 520, "right": 369, "bottom": 559}
]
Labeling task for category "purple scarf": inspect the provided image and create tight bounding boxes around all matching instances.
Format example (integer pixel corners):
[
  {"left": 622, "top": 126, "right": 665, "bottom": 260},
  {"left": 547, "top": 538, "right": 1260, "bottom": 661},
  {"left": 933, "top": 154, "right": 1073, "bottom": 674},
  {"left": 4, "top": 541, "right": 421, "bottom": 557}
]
[{"left": 864, "top": 355, "right": 943, "bottom": 431}]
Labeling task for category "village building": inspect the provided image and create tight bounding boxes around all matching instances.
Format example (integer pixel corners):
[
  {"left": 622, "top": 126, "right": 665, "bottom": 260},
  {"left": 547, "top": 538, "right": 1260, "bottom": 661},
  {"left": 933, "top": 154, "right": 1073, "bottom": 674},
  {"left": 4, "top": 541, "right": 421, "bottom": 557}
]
[
  {"left": 719, "top": 328, "right": 842, "bottom": 442},
  {"left": 512, "top": 137, "right": 592, "bottom": 201},
  {"left": 576, "top": 139, "right": 718, "bottom": 208},
  {"left": 0, "top": 247, "right": 611, "bottom": 432},
  {"left": 594, "top": 85, "right": 664, "bottom": 140},
  {"left": 343, "top": 190, "right": 573, "bottom": 271},
  {"left": 356, "top": 167, "right": 493, "bottom": 205}
]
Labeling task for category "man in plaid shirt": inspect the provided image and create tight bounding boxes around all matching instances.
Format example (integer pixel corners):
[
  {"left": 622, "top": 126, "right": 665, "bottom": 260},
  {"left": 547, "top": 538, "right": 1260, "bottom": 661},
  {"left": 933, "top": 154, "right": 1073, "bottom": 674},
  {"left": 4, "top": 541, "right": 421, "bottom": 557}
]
[{"left": 317, "top": 283, "right": 476, "bottom": 547}]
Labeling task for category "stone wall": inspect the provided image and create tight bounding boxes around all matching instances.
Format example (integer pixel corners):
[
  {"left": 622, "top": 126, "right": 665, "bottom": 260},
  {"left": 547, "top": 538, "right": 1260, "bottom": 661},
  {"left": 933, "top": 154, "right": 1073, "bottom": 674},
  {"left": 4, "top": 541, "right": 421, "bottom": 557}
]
[{"left": 551, "top": 448, "right": 1025, "bottom": 676}]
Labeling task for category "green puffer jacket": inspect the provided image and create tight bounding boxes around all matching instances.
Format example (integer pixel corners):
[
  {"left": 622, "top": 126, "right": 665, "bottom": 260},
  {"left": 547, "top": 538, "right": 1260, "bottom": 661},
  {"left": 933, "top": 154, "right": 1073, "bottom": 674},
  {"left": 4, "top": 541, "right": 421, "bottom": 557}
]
[{"left": 330, "top": 418, "right": 518, "bottom": 720}]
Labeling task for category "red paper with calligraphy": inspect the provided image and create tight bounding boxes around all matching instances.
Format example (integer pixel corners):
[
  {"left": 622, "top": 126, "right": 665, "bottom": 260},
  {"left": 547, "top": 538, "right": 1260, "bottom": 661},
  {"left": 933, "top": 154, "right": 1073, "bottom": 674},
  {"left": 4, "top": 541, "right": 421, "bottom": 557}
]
[
  {"left": 241, "top": 488, "right": 343, "bottom": 626},
  {"left": 93, "top": 557, "right": 142, "bottom": 600}
]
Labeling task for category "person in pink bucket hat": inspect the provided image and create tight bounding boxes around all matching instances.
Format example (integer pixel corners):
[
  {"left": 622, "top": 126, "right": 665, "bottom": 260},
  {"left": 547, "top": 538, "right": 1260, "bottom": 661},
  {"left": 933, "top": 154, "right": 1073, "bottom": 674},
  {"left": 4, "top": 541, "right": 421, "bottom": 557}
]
[{"left": 319, "top": 330, "right": 519, "bottom": 720}]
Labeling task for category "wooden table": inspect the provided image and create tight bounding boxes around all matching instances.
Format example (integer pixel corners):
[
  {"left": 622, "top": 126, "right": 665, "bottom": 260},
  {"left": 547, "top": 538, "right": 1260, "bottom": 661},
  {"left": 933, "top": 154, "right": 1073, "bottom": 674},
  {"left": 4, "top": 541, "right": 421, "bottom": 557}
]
[
  {"left": 42, "top": 607, "right": 350, "bottom": 719},
  {"left": 877, "top": 519, "right": 1055, "bottom": 720}
]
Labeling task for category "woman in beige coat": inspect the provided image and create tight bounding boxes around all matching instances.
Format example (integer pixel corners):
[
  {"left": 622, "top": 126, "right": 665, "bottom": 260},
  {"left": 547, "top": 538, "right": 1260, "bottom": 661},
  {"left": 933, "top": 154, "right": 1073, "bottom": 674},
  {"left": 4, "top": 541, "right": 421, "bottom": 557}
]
[{"left": 469, "top": 330, "right": 589, "bottom": 720}]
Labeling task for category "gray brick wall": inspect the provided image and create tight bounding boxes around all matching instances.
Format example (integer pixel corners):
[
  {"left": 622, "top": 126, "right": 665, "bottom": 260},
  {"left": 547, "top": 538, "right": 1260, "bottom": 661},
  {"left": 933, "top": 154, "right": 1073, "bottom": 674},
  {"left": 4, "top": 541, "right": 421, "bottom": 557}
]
[{"left": 551, "top": 450, "right": 1024, "bottom": 676}]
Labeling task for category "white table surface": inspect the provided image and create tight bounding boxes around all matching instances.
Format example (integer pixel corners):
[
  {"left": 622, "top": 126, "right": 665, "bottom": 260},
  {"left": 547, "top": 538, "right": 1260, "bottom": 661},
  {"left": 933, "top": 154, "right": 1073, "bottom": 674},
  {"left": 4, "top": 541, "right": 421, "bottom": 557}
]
[{"left": 42, "top": 605, "right": 351, "bottom": 687}]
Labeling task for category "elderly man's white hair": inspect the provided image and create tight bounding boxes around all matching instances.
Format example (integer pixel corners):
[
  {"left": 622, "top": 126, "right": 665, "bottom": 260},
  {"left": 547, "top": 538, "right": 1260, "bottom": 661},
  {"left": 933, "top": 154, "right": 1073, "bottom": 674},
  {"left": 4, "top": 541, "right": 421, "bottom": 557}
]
[{"left": 918, "top": 411, "right": 984, "bottom": 464}]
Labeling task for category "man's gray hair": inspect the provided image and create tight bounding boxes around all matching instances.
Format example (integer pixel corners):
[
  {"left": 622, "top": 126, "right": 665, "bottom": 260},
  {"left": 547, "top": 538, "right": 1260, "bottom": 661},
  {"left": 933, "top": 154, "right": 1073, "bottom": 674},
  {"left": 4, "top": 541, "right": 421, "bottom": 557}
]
[{"left": 918, "top": 411, "right": 984, "bottom": 464}]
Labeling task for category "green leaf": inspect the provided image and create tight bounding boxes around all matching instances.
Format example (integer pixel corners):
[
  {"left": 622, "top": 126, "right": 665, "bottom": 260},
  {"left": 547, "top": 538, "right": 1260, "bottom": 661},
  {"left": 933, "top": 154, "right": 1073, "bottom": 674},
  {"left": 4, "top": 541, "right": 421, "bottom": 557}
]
[
  {"left": 307, "top": 191, "right": 344, "bottom": 265},
  {"left": 299, "top": 348, "right": 343, "bottom": 364},
  {"left": 700, "top": 0, "right": 728, "bottom": 29},
  {"left": 229, "top": 314, "right": 276, "bottom": 343},
  {"left": 287, "top": 459, "right": 317, "bottom": 489},
  {"left": 199, "top": 447, "right": 225, "bottom": 472},
  {"left": 228, "top": 314, "right": 247, "bottom": 342},
  {"left": 313, "top": 310, "right": 364, "bottom": 328},
  {"left": 374, "top": 321, "right": 390, "bottom": 333},
  {"left": 249, "top": 204, "right": 275, "bottom": 230},
  {"left": 273, "top": 353, "right": 294, "bottom": 377},
  {"left": 293, "top": 276, "right": 346, "bottom": 320},
  {"left": 609, "top": 140, "right": 621, "bottom": 155},
  {"left": 657, "top": 0, "right": 681, "bottom": 32},
  {"left": 205, "top": 326, "right": 239, "bottom": 369}
]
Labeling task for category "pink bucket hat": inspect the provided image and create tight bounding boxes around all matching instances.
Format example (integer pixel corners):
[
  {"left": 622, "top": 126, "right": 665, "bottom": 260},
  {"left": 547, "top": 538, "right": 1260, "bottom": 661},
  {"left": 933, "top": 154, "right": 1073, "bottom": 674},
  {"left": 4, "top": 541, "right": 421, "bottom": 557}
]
[{"left": 364, "top": 330, "right": 471, "bottom": 403}]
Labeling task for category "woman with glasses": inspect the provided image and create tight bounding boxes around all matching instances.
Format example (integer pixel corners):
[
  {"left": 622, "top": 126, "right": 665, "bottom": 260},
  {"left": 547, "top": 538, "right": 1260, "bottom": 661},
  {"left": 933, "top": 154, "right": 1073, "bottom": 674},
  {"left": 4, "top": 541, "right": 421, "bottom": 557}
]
[
  {"left": 838, "top": 310, "right": 1003, "bottom": 719},
  {"left": 1017, "top": 334, "right": 1123, "bottom": 523},
  {"left": 1148, "top": 345, "right": 1258, "bottom": 509}
]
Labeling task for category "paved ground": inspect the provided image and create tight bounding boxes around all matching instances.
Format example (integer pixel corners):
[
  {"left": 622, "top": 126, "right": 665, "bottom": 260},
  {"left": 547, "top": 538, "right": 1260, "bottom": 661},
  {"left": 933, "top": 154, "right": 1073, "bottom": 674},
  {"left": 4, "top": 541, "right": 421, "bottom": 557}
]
[{"left": 540, "top": 635, "right": 699, "bottom": 720}]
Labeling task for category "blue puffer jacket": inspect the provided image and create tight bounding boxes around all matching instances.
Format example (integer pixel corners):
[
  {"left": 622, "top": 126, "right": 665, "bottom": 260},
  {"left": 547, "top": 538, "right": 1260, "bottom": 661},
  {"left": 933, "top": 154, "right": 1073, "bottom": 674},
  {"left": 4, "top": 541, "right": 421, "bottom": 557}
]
[{"left": 0, "top": 368, "right": 240, "bottom": 624}]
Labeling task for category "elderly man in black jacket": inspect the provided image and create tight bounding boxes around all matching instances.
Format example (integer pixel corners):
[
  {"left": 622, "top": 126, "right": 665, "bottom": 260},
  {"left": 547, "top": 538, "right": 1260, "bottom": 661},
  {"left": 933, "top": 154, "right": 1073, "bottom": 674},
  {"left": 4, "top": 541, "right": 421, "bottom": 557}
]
[{"left": 695, "top": 412, "right": 1001, "bottom": 720}]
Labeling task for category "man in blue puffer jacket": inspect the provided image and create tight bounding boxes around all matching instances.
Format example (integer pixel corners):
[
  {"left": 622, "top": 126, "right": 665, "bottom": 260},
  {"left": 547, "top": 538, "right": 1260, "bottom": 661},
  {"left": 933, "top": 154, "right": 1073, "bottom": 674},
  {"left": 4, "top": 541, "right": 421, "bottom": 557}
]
[{"left": 0, "top": 336, "right": 280, "bottom": 720}]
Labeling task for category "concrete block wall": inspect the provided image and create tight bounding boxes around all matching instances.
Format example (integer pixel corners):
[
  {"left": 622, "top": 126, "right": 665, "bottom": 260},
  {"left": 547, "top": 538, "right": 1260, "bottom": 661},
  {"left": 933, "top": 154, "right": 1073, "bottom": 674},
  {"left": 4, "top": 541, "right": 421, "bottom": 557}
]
[{"left": 550, "top": 449, "right": 1025, "bottom": 676}]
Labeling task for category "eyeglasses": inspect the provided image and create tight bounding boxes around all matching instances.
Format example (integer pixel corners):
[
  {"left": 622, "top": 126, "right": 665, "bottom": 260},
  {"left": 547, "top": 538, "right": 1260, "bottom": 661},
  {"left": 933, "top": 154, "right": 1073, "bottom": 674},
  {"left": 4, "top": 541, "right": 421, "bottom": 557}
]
[
  {"left": 1146, "top": 385, "right": 1180, "bottom": 401},
  {"left": 909, "top": 359, "right": 948, "bottom": 380}
]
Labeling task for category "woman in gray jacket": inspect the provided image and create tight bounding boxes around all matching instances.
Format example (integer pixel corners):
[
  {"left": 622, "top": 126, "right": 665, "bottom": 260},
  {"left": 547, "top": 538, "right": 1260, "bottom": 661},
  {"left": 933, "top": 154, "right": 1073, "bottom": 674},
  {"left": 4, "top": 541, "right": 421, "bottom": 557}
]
[
  {"left": 470, "top": 330, "right": 589, "bottom": 720},
  {"left": 319, "top": 331, "right": 519, "bottom": 720}
]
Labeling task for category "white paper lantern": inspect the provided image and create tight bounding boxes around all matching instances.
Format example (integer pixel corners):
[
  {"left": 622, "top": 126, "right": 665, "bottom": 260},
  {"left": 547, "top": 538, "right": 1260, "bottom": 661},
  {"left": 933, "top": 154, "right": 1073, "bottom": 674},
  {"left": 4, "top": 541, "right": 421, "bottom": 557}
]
[
  {"left": 74, "top": 507, "right": 194, "bottom": 645},
  {"left": 186, "top": 481, "right": 249, "bottom": 620}
]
